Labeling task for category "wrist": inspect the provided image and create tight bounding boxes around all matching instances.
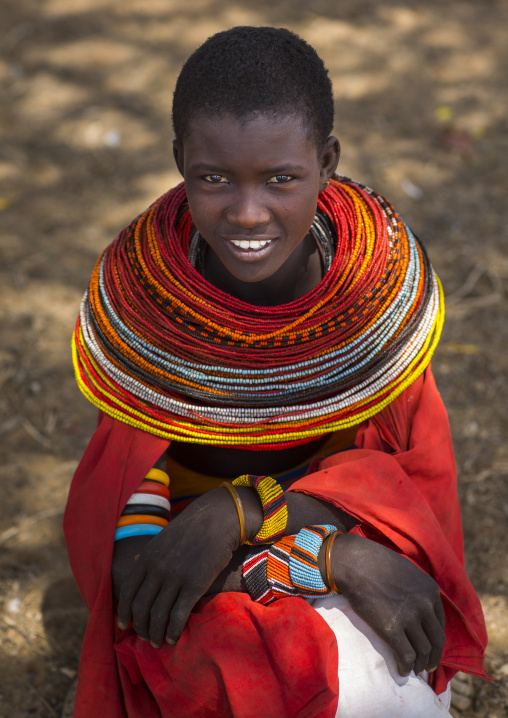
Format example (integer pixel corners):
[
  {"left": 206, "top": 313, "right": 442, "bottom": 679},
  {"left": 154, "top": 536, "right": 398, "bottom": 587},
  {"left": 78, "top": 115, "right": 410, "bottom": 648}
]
[
  {"left": 317, "top": 531, "right": 364, "bottom": 591},
  {"left": 329, "top": 532, "right": 366, "bottom": 593},
  {"left": 234, "top": 486, "right": 263, "bottom": 541}
]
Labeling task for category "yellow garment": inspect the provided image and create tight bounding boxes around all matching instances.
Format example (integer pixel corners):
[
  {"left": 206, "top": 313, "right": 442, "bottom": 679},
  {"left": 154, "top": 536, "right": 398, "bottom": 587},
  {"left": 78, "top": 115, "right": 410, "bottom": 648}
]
[{"left": 167, "top": 428, "right": 358, "bottom": 515}]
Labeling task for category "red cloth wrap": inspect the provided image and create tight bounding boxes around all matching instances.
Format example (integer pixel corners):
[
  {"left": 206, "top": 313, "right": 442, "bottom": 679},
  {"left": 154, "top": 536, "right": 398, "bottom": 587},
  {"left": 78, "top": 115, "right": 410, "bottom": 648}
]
[{"left": 63, "top": 369, "right": 487, "bottom": 717}]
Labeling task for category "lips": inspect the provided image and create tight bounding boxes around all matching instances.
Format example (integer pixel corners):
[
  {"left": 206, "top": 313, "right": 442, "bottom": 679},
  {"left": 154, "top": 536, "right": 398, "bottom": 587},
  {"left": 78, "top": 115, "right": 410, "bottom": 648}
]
[
  {"left": 230, "top": 238, "right": 272, "bottom": 250},
  {"left": 222, "top": 236, "right": 277, "bottom": 258}
]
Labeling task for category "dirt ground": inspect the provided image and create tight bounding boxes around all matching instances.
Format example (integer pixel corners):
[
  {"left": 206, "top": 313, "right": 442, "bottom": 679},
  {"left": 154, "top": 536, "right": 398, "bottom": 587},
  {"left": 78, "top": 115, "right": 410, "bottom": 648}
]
[{"left": 0, "top": 0, "right": 507, "bottom": 715}]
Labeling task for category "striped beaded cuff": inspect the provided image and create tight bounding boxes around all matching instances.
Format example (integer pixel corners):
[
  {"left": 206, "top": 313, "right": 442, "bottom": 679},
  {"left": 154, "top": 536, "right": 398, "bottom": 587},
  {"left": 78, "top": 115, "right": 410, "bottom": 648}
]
[
  {"left": 242, "top": 547, "right": 277, "bottom": 605},
  {"left": 289, "top": 525, "right": 337, "bottom": 597},
  {"left": 267, "top": 535, "right": 300, "bottom": 600},
  {"left": 232, "top": 474, "right": 287, "bottom": 545}
]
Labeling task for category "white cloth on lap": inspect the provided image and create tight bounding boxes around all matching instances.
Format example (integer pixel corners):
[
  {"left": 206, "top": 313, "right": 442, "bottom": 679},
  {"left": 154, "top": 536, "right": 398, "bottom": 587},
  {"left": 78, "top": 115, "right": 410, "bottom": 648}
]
[{"left": 308, "top": 594, "right": 451, "bottom": 718}]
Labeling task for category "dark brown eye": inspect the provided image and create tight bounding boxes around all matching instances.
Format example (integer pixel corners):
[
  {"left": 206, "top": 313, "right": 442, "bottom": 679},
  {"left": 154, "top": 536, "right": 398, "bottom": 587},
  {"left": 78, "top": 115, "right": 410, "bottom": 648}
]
[
  {"left": 204, "top": 174, "right": 228, "bottom": 183},
  {"left": 267, "top": 175, "right": 293, "bottom": 183}
]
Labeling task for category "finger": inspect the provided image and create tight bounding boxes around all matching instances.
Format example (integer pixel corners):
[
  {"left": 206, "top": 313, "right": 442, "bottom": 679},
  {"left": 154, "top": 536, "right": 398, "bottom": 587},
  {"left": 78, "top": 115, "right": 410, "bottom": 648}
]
[
  {"left": 131, "top": 579, "right": 164, "bottom": 640},
  {"left": 165, "top": 589, "right": 199, "bottom": 645},
  {"left": 434, "top": 594, "right": 446, "bottom": 631},
  {"left": 405, "top": 627, "right": 432, "bottom": 676},
  {"left": 148, "top": 586, "right": 179, "bottom": 649},
  {"left": 423, "top": 615, "right": 446, "bottom": 672},
  {"left": 383, "top": 628, "right": 417, "bottom": 677},
  {"left": 117, "top": 565, "right": 146, "bottom": 629}
]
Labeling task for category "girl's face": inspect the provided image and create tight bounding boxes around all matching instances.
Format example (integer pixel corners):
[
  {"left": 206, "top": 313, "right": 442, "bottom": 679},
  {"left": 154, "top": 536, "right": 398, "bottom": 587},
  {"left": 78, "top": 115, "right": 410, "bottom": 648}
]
[{"left": 173, "top": 113, "right": 340, "bottom": 293}]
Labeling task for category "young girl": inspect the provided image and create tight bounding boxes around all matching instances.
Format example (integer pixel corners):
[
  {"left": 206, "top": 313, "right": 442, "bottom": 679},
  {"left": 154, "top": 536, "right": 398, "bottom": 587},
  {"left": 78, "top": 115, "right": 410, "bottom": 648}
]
[{"left": 65, "top": 26, "right": 487, "bottom": 717}]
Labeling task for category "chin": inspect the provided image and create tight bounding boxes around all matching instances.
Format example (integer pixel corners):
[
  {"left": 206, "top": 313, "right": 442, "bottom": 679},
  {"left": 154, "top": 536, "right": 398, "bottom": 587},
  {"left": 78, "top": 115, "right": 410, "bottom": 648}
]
[{"left": 228, "top": 266, "right": 273, "bottom": 284}]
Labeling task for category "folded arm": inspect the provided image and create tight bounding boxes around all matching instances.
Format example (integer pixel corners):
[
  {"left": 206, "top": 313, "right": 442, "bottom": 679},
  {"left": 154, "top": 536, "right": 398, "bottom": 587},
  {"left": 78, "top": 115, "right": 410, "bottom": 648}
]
[{"left": 112, "top": 452, "right": 444, "bottom": 679}]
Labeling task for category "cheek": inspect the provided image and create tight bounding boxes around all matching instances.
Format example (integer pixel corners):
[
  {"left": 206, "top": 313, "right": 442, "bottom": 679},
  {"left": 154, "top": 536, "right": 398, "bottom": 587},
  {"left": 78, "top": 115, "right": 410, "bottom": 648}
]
[
  {"left": 286, "top": 195, "right": 319, "bottom": 238},
  {"left": 186, "top": 195, "right": 218, "bottom": 235}
]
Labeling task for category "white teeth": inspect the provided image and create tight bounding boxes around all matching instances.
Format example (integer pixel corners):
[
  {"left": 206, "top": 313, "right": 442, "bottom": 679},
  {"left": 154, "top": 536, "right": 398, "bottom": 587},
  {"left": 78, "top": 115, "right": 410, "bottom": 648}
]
[{"left": 230, "top": 239, "right": 271, "bottom": 250}]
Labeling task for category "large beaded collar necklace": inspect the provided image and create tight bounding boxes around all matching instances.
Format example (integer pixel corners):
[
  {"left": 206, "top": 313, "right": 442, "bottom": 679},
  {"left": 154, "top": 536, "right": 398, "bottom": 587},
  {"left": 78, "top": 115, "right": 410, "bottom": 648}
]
[{"left": 72, "top": 176, "right": 444, "bottom": 449}]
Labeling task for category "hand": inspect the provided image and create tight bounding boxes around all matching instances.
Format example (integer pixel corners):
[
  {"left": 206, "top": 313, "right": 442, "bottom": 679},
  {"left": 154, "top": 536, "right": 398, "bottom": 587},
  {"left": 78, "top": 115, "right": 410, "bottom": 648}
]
[
  {"left": 117, "top": 487, "right": 252, "bottom": 648},
  {"left": 329, "top": 534, "right": 446, "bottom": 677},
  {"left": 204, "top": 544, "right": 250, "bottom": 595}
]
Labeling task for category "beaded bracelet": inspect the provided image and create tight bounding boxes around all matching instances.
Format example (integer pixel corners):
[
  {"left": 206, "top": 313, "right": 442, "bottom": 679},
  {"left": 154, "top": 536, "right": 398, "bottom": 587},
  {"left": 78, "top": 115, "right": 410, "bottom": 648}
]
[
  {"left": 115, "top": 469, "right": 171, "bottom": 541},
  {"left": 243, "top": 531, "right": 339, "bottom": 604},
  {"left": 133, "top": 483, "right": 170, "bottom": 498},
  {"left": 122, "top": 503, "right": 171, "bottom": 520},
  {"left": 232, "top": 474, "right": 287, "bottom": 545},
  {"left": 145, "top": 467, "right": 170, "bottom": 487},
  {"left": 116, "top": 514, "right": 168, "bottom": 528},
  {"left": 242, "top": 547, "right": 275, "bottom": 605},
  {"left": 114, "top": 524, "right": 163, "bottom": 541},
  {"left": 289, "top": 525, "right": 337, "bottom": 597},
  {"left": 126, "top": 493, "right": 170, "bottom": 510},
  {"left": 266, "top": 535, "right": 299, "bottom": 600}
]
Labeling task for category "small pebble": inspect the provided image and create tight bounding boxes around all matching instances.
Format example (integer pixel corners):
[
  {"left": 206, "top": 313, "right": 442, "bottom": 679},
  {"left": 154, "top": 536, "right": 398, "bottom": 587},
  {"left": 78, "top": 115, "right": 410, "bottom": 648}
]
[
  {"left": 451, "top": 693, "right": 472, "bottom": 711},
  {"left": 401, "top": 179, "right": 423, "bottom": 200},
  {"left": 60, "top": 667, "right": 77, "bottom": 679},
  {"left": 104, "top": 129, "right": 122, "bottom": 147},
  {"left": 7, "top": 598, "right": 21, "bottom": 613}
]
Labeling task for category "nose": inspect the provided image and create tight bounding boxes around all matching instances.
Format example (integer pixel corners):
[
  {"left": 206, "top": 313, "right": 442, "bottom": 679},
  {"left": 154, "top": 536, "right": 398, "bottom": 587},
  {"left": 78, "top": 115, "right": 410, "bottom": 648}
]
[{"left": 225, "top": 188, "right": 271, "bottom": 229}]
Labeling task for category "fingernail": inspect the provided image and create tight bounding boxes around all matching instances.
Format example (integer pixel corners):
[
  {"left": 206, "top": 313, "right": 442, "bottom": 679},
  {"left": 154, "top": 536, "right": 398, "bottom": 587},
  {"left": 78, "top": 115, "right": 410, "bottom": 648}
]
[
  {"left": 166, "top": 637, "right": 175, "bottom": 645},
  {"left": 117, "top": 622, "right": 126, "bottom": 630},
  {"left": 150, "top": 642, "right": 160, "bottom": 649},
  {"left": 429, "top": 666, "right": 437, "bottom": 673},
  {"left": 139, "top": 635, "right": 148, "bottom": 642}
]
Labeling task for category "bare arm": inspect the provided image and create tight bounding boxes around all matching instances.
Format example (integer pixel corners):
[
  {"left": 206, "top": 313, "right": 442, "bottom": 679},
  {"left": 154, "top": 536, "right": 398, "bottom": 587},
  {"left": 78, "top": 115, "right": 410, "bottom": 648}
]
[
  {"left": 112, "top": 477, "right": 355, "bottom": 600},
  {"left": 112, "top": 455, "right": 444, "bottom": 677}
]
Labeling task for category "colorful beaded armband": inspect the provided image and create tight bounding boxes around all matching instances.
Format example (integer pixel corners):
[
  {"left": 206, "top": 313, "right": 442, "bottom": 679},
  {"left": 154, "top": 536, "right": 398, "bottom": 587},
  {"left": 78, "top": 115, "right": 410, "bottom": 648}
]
[
  {"left": 289, "top": 525, "right": 337, "bottom": 597},
  {"left": 232, "top": 474, "right": 287, "bottom": 545},
  {"left": 242, "top": 547, "right": 274, "bottom": 605},
  {"left": 266, "top": 535, "right": 299, "bottom": 600}
]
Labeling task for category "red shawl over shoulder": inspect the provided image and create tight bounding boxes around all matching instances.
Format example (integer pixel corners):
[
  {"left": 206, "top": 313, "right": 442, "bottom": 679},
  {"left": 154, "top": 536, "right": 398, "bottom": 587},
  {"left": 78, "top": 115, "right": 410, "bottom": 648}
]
[{"left": 64, "top": 369, "right": 487, "bottom": 717}]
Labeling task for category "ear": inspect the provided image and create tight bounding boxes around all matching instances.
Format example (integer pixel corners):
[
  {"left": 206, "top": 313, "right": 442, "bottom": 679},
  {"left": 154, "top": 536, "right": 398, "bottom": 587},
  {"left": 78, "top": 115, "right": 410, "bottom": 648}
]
[
  {"left": 172, "top": 139, "right": 185, "bottom": 177},
  {"left": 319, "top": 136, "right": 341, "bottom": 189}
]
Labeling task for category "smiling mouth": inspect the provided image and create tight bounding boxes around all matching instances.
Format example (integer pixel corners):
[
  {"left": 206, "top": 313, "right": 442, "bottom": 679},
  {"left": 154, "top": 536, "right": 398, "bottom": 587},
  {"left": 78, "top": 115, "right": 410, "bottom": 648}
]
[{"left": 229, "top": 239, "right": 273, "bottom": 250}]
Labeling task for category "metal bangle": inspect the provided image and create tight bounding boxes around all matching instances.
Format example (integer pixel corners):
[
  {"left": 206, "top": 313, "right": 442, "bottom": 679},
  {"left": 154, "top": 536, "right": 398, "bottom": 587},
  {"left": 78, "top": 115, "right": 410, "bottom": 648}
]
[
  {"left": 221, "top": 482, "right": 247, "bottom": 545},
  {"left": 325, "top": 529, "right": 344, "bottom": 593}
]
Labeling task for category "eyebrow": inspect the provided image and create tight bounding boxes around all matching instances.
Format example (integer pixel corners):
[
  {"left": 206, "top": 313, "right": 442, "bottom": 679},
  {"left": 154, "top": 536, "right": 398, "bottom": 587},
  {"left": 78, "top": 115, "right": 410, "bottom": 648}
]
[
  {"left": 188, "top": 162, "right": 307, "bottom": 174},
  {"left": 189, "top": 163, "right": 229, "bottom": 172}
]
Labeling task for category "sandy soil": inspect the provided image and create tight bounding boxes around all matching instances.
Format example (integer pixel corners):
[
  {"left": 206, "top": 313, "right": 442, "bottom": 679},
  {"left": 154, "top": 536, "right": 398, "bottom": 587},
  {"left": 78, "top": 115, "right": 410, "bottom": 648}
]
[{"left": 0, "top": 0, "right": 507, "bottom": 715}]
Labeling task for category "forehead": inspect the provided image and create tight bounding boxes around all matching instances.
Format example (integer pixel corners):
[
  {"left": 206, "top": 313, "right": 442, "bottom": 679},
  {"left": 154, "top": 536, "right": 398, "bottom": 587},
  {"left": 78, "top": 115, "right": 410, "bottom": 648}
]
[{"left": 183, "top": 112, "right": 319, "bottom": 169}]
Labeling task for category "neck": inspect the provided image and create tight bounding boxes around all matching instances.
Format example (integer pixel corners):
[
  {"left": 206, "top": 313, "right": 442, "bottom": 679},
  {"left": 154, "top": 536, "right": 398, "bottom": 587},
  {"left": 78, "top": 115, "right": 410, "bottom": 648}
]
[{"left": 204, "top": 233, "right": 323, "bottom": 306}]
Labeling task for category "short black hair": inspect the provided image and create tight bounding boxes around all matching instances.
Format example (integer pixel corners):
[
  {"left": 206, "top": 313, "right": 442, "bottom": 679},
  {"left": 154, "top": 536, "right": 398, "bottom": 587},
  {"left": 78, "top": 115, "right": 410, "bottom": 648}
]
[{"left": 172, "top": 26, "right": 334, "bottom": 149}]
